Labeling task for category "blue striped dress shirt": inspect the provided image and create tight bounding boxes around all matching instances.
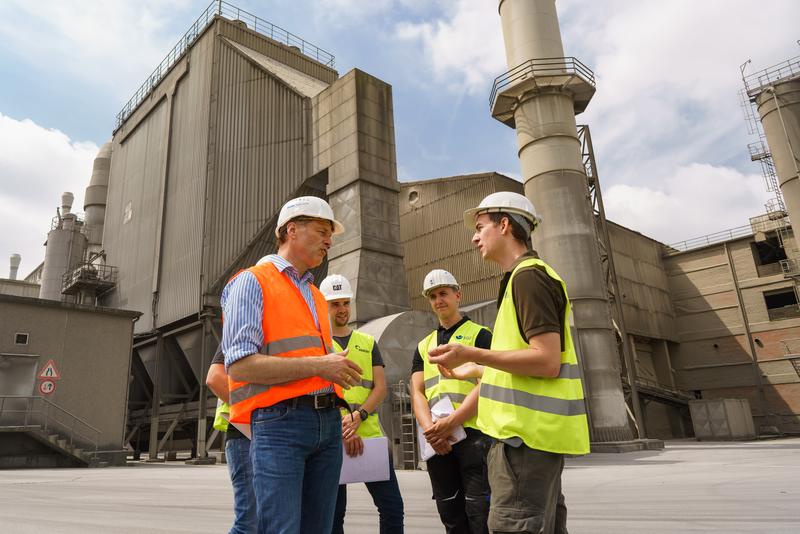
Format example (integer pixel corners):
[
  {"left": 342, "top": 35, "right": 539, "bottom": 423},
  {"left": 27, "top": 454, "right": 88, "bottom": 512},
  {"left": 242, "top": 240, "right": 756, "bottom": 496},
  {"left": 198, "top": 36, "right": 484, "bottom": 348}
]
[{"left": 221, "top": 254, "right": 333, "bottom": 394}]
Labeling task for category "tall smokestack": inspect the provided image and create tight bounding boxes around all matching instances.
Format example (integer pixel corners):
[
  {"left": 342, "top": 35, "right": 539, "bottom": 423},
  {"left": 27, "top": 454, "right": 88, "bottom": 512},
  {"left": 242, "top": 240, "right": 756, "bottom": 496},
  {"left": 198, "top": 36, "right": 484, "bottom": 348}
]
[
  {"left": 84, "top": 141, "right": 112, "bottom": 255},
  {"left": 61, "top": 191, "right": 75, "bottom": 216},
  {"left": 9, "top": 254, "right": 20, "bottom": 280},
  {"left": 493, "top": 0, "right": 634, "bottom": 443}
]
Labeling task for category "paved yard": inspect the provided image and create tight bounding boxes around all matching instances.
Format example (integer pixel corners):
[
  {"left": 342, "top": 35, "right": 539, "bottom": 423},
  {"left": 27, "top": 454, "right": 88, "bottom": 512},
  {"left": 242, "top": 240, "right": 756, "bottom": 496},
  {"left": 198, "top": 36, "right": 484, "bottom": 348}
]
[{"left": 0, "top": 439, "right": 797, "bottom": 533}]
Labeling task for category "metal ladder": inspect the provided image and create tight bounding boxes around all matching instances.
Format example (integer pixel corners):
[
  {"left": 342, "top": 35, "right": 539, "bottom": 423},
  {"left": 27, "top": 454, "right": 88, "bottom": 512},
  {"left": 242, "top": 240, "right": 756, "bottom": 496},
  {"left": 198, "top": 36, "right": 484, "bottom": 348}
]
[{"left": 391, "top": 381, "right": 418, "bottom": 470}]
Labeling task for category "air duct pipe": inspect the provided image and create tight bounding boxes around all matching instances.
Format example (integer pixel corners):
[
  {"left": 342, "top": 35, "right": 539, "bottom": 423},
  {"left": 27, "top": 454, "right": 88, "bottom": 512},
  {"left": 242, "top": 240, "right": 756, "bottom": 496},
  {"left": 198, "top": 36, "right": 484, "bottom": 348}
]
[
  {"left": 494, "top": 0, "right": 633, "bottom": 442},
  {"left": 84, "top": 141, "right": 112, "bottom": 256},
  {"left": 9, "top": 254, "right": 21, "bottom": 280}
]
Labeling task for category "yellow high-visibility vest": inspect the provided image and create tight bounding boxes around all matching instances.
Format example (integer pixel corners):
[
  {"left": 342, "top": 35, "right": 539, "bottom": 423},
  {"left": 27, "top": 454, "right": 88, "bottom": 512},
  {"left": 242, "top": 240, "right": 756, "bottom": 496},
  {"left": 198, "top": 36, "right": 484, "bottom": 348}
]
[
  {"left": 477, "top": 257, "right": 590, "bottom": 455},
  {"left": 419, "top": 320, "right": 486, "bottom": 430},
  {"left": 213, "top": 398, "right": 230, "bottom": 433},
  {"left": 333, "top": 330, "right": 385, "bottom": 438}
]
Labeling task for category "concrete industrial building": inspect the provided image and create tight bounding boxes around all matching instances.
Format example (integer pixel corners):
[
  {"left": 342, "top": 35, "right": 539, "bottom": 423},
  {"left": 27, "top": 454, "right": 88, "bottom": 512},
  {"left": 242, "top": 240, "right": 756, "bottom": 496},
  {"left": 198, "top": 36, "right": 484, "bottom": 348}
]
[{"left": 2, "top": 1, "right": 799, "bottom": 469}]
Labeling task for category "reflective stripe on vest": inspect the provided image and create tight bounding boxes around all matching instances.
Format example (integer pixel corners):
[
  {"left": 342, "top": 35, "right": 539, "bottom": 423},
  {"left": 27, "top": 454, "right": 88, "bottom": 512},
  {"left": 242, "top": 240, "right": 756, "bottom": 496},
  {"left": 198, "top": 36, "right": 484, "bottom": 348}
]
[
  {"left": 333, "top": 331, "right": 384, "bottom": 438},
  {"left": 226, "top": 262, "right": 342, "bottom": 424},
  {"left": 419, "top": 319, "right": 487, "bottom": 430},
  {"left": 476, "top": 258, "right": 590, "bottom": 455}
]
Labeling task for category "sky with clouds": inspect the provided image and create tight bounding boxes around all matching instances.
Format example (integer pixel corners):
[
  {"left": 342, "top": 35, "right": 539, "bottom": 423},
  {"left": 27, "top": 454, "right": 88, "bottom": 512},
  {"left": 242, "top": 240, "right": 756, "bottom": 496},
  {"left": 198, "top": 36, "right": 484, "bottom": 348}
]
[{"left": 1, "top": 0, "right": 798, "bottom": 276}]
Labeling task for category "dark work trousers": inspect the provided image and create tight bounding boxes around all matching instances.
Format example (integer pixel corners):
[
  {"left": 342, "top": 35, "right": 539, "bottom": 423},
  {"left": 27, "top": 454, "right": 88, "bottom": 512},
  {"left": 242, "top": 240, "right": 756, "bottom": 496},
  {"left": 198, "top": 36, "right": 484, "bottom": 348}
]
[
  {"left": 426, "top": 428, "right": 491, "bottom": 534},
  {"left": 486, "top": 442, "right": 567, "bottom": 534}
]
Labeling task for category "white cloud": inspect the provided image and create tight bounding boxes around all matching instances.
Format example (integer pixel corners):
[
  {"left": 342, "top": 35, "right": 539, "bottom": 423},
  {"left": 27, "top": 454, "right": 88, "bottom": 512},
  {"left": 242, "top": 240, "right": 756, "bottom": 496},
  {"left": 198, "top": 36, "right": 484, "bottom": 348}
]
[
  {"left": 0, "top": 0, "right": 192, "bottom": 101},
  {"left": 393, "top": 0, "right": 800, "bottom": 242},
  {"left": 395, "top": 0, "right": 504, "bottom": 94},
  {"left": 603, "top": 163, "right": 770, "bottom": 245},
  {"left": 0, "top": 113, "right": 98, "bottom": 278}
]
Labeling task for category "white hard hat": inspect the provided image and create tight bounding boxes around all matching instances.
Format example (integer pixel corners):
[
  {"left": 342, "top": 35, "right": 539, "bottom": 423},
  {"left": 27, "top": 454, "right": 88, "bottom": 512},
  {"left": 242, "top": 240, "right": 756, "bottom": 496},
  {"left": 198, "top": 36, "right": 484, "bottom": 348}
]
[
  {"left": 422, "top": 269, "right": 459, "bottom": 297},
  {"left": 275, "top": 196, "right": 345, "bottom": 238},
  {"left": 320, "top": 274, "right": 353, "bottom": 301},
  {"left": 464, "top": 191, "right": 541, "bottom": 231}
]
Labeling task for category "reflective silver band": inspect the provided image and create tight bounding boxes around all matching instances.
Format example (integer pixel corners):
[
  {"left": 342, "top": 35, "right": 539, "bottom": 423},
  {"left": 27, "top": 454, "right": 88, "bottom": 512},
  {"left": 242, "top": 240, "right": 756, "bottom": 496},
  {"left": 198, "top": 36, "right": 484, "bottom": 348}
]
[
  {"left": 479, "top": 383, "right": 586, "bottom": 417},
  {"left": 428, "top": 393, "right": 467, "bottom": 407},
  {"left": 259, "top": 334, "right": 324, "bottom": 355},
  {"left": 229, "top": 382, "right": 271, "bottom": 405},
  {"left": 559, "top": 363, "right": 582, "bottom": 380}
]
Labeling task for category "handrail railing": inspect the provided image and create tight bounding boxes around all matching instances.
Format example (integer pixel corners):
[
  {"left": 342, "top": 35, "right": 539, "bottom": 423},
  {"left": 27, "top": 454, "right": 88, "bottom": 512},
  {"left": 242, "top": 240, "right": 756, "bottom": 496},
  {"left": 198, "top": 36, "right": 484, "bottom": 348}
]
[
  {"left": 490, "top": 56, "right": 596, "bottom": 111},
  {"left": 61, "top": 262, "right": 119, "bottom": 294},
  {"left": 0, "top": 396, "right": 101, "bottom": 458},
  {"left": 743, "top": 54, "right": 800, "bottom": 96},
  {"left": 664, "top": 225, "right": 754, "bottom": 255},
  {"left": 115, "top": 0, "right": 335, "bottom": 130}
]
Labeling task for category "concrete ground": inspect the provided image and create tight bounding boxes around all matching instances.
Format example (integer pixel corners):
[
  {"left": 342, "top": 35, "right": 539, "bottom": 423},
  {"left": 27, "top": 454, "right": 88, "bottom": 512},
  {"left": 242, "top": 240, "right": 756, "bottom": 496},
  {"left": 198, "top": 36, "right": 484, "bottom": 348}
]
[{"left": 0, "top": 439, "right": 797, "bottom": 533}]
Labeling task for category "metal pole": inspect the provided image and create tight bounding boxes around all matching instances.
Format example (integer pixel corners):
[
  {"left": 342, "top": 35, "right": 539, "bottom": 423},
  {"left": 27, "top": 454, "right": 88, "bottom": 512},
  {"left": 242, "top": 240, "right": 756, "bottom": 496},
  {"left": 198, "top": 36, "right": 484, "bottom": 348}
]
[
  {"left": 146, "top": 334, "right": 164, "bottom": 462},
  {"left": 187, "top": 314, "right": 215, "bottom": 464}
]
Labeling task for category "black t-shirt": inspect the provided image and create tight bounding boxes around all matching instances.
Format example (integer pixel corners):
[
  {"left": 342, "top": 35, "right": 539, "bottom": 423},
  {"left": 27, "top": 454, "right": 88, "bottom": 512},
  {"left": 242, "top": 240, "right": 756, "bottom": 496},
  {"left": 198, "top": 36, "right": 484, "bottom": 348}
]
[
  {"left": 497, "top": 251, "right": 566, "bottom": 350},
  {"left": 334, "top": 332, "right": 384, "bottom": 368},
  {"left": 410, "top": 316, "right": 493, "bottom": 375}
]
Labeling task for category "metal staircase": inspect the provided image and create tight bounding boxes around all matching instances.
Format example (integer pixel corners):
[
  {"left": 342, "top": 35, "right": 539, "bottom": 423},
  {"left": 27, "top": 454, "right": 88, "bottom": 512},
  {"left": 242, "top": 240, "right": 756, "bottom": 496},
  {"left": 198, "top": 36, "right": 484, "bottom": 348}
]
[{"left": 0, "top": 396, "right": 101, "bottom": 468}]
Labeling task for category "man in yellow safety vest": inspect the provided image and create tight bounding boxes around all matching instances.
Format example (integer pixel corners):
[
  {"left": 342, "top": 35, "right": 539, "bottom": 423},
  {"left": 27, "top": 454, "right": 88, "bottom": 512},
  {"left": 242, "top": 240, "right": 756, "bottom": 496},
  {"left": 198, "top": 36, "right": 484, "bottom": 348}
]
[
  {"left": 320, "top": 274, "right": 404, "bottom": 534},
  {"left": 429, "top": 192, "right": 590, "bottom": 534},
  {"left": 411, "top": 269, "right": 493, "bottom": 534}
]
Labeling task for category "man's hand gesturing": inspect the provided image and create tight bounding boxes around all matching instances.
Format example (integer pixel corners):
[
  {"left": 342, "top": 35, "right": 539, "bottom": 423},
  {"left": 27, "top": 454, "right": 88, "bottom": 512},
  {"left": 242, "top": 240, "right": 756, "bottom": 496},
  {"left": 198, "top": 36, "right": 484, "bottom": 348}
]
[{"left": 317, "top": 349, "right": 362, "bottom": 389}]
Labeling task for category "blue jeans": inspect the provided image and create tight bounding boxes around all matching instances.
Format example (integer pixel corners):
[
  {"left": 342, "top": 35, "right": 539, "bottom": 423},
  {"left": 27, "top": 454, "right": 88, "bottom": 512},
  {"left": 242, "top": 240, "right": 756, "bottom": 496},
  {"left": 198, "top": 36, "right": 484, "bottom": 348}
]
[
  {"left": 249, "top": 403, "right": 343, "bottom": 534},
  {"left": 225, "top": 436, "right": 257, "bottom": 534},
  {"left": 332, "top": 460, "right": 404, "bottom": 534}
]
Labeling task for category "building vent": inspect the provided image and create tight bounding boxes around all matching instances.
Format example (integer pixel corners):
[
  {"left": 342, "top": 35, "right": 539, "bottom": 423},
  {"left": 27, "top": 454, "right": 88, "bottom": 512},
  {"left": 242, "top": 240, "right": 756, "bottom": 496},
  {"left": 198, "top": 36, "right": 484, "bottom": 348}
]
[{"left": 14, "top": 333, "right": 29, "bottom": 345}]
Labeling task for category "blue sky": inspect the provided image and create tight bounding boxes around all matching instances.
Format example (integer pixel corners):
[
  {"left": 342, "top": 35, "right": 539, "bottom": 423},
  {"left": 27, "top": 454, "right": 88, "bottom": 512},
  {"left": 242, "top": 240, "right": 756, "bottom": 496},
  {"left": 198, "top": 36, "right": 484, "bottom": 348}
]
[{"left": 1, "top": 0, "right": 799, "bottom": 276}]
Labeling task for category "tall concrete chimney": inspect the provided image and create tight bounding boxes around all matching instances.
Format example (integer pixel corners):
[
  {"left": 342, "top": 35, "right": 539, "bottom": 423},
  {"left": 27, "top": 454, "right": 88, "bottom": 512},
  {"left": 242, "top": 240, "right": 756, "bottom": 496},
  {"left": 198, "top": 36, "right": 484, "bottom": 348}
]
[
  {"left": 84, "top": 141, "right": 112, "bottom": 255},
  {"left": 492, "top": 0, "right": 633, "bottom": 442},
  {"left": 745, "top": 61, "right": 800, "bottom": 250},
  {"left": 61, "top": 191, "right": 75, "bottom": 216},
  {"left": 9, "top": 254, "right": 21, "bottom": 280}
]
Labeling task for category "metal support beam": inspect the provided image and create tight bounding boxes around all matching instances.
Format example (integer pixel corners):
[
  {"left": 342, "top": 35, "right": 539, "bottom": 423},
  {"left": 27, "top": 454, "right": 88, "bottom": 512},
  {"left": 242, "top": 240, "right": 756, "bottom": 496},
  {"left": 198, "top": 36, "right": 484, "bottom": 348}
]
[{"left": 146, "top": 334, "right": 164, "bottom": 462}]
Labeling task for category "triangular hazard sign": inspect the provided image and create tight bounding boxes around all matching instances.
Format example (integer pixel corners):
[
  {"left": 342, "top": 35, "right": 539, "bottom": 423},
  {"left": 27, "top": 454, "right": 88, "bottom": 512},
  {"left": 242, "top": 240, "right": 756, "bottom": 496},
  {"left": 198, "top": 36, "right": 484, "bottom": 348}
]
[{"left": 38, "top": 359, "right": 61, "bottom": 380}]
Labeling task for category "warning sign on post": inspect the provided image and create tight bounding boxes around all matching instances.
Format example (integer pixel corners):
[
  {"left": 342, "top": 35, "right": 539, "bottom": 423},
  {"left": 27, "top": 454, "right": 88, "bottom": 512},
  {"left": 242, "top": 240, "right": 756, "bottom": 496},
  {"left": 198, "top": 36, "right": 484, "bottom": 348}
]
[
  {"left": 39, "top": 380, "right": 56, "bottom": 395},
  {"left": 38, "top": 360, "right": 61, "bottom": 380}
]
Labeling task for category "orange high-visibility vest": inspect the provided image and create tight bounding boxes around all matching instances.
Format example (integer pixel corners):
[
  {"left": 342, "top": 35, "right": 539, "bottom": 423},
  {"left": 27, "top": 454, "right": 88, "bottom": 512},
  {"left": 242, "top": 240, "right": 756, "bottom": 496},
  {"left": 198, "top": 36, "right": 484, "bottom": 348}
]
[{"left": 227, "top": 262, "right": 342, "bottom": 424}]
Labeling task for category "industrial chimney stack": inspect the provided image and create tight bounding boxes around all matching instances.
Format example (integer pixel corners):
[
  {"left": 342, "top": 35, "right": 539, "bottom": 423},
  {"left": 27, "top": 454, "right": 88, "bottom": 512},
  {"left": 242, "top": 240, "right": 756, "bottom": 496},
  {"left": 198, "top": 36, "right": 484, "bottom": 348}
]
[
  {"left": 492, "top": 0, "right": 634, "bottom": 443},
  {"left": 9, "top": 254, "right": 21, "bottom": 280}
]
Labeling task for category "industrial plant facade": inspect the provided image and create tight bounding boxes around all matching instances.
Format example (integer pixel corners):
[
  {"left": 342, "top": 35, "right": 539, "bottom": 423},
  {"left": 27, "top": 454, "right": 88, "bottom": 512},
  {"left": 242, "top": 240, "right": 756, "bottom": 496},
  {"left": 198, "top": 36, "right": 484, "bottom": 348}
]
[{"left": 2, "top": 3, "right": 799, "bottom": 469}]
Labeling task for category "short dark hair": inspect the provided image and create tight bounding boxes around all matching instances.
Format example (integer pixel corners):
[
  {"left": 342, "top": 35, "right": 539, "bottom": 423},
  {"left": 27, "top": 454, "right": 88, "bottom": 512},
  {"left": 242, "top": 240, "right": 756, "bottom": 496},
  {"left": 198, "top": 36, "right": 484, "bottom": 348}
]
[
  {"left": 488, "top": 212, "right": 531, "bottom": 245},
  {"left": 277, "top": 217, "right": 334, "bottom": 244}
]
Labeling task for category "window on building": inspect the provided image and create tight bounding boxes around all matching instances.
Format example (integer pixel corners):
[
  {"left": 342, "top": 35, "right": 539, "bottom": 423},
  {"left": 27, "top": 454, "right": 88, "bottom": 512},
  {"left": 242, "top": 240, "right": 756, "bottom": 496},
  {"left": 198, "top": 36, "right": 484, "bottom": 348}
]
[
  {"left": 751, "top": 234, "right": 787, "bottom": 277},
  {"left": 764, "top": 288, "right": 800, "bottom": 321},
  {"left": 14, "top": 333, "right": 29, "bottom": 345}
]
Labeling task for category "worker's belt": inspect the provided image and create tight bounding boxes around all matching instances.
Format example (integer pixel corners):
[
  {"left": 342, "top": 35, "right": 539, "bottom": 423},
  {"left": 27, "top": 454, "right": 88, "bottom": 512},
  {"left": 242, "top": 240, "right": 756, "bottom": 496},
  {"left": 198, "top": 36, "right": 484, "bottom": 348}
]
[{"left": 277, "top": 393, "right": 350, "bottom": 412}]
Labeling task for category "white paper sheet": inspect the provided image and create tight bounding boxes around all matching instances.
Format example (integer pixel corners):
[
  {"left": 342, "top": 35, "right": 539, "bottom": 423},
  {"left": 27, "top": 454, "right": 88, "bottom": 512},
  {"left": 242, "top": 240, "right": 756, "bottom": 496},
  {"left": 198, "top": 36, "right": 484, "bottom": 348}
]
[
  {"left": 339, "top": 436, "right": 391, "bottom": 484},
  {"left": 417, "top": 396, "right": 467, "bottom": 461}
]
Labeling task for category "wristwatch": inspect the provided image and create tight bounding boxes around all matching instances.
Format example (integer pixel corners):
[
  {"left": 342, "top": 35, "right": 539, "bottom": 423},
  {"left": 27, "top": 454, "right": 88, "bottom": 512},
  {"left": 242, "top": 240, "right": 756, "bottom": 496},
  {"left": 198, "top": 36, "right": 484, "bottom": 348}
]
[{"left": 358, "top": 408, "right": 369, "bottom": 420}]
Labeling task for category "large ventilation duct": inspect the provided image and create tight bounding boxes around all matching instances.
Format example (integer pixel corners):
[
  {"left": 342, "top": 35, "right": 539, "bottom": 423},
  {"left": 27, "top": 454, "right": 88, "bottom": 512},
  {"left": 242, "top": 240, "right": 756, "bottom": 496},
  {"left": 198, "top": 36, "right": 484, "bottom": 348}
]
[
  {"left": 84, "top": 141, "right": 112, "bottom": 255},
  {"left": 39, "top": 194, "right": 88, "bottom": 301},
  {"left": 493, "top": 0, "right": 633, "bottom": 442},
  {"left": 9, "top": 254, "right": 21, "bottom": 280}
]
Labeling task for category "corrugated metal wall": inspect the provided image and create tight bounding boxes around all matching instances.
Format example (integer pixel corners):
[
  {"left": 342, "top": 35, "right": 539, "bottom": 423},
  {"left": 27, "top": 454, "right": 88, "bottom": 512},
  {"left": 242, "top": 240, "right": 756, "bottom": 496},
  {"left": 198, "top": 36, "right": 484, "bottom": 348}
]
[
  {"left": 155, "top": 29, "right": 215, "bottom": 327},
  {"left": 203, "top": 35, "right": 317, "bottom": 295},
  {"left": 400, "top": 173, "right": 523, "bottom": 310},
  {"left": 104, "top": 100, "right": 169, "bottom": 329}
]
